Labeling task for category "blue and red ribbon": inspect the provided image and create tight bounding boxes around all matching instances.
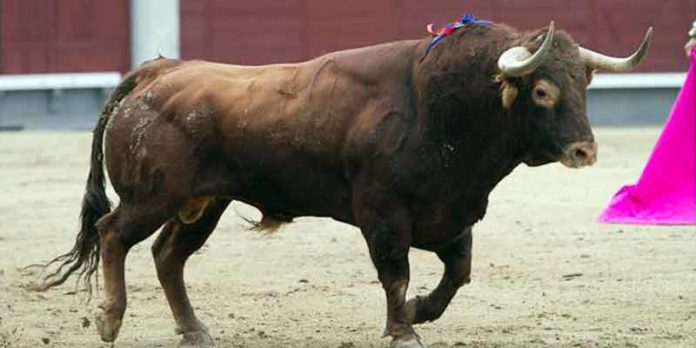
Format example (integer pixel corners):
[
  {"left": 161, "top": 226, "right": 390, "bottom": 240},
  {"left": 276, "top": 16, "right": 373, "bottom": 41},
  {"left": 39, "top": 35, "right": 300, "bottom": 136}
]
[{"left": 422, "top": 14, "right": 493, "bottom": 59}]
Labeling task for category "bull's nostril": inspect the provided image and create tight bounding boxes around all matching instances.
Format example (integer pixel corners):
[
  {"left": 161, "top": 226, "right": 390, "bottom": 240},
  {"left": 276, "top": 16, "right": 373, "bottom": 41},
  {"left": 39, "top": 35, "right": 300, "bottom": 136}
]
[
  {"left": 562, "top": 142, "right": 597, "bottom": 168},
  {"left": 573, "top": 148, "right": 588, "bottom": 161}
]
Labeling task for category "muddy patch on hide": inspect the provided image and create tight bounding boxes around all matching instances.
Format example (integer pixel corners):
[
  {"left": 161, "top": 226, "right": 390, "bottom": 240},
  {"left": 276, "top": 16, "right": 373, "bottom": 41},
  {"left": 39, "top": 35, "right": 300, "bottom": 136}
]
[
  {"left": 129, "top": 115, "right": 154, "bottom": 156},
  {"left": 125, "top": 96, "right": 158, "bottom": 156},
  {"left": 174, "top": 105, "right": 214, "bottom": 140}
]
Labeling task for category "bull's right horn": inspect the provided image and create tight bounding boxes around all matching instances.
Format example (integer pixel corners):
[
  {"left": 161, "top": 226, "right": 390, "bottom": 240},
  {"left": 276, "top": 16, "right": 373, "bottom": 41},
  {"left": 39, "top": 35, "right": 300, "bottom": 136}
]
[
  {"left": 579, "top": 27, "right": 653, "bottom": 72},
  {"left": 498, "top": 21, "right": 556, "bottom": 77}
]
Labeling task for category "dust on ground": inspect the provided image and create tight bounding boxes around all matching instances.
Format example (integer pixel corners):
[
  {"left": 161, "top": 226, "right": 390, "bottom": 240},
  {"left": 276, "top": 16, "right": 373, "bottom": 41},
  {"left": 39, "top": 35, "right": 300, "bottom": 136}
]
[{"left": 0, "top": 128, "right": 694, "bottom": 347}]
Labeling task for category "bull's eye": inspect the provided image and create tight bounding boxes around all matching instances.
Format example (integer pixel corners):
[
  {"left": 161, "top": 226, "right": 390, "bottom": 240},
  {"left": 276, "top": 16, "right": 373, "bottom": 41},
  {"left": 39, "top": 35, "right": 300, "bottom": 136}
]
[{"left": 532, "top": 79, "right": 559, "bottom": 108}]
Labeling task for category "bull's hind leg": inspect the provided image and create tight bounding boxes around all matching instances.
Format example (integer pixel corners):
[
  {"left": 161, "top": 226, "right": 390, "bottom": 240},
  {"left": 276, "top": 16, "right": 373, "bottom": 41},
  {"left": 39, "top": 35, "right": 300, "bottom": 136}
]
[
  {"left": 95, "top": 202, "right": 175, "bottom": 342},
  {"left": 151, "top": 198, "right": 230, "bottom": 346},
  {"left": 404, "top": 228, "right": 472, "bottom": 325}
]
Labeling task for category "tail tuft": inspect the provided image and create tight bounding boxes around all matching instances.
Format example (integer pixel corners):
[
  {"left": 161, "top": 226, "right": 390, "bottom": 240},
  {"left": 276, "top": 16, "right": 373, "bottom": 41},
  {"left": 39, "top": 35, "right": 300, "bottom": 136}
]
[
  {"left": 238, "top": 211, "right": 294, "bottom": 234},
  {"left": 27, "top": 113, "right": 112, "bottom": 299},
  {"left": 26, "top": 70, "right": 141, "bottom": 299}
]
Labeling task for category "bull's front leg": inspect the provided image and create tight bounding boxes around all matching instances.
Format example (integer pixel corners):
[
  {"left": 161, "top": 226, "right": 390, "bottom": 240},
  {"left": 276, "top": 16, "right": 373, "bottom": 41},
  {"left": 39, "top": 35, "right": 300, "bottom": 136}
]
[
  {"left": 404, "top": 228, "right": 472, "bottom": 325},
  {"left": 362, "top": 214, "right": 426, "bottom": 348}
]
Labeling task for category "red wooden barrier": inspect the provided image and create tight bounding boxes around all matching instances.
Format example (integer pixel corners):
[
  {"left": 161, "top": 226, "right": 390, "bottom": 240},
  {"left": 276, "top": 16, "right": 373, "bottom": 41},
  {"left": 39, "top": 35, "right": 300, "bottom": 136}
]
[
  {"left": 181, "top": 0, "right": 696, "bottom": 72},
  {"left": 0, "top": 0, "right": 129, "bottom": 74},
  {"left": 1, "top": 1, "right": 692, "bottom": 73}
]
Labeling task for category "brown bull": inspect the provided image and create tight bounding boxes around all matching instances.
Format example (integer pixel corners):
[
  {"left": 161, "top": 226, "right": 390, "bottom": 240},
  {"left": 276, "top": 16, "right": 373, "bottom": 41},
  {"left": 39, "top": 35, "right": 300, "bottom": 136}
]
[{"left": 36, "top": 20, "right": 651, "bottom": 347}]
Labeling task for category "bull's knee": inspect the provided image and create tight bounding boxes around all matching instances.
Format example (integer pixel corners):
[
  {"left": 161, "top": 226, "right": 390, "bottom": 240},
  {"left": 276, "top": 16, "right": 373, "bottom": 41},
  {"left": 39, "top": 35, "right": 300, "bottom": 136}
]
[{"left": 457, "top": 254, "right": 473, "bottom": 285}]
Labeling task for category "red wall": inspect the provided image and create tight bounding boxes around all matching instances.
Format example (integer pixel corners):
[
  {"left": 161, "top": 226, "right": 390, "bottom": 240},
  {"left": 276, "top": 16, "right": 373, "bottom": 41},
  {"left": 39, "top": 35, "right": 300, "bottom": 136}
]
[
  {"left": 0, "top": 0, "right": 130, "bottom": 74},
  {"left": 1, "top": 1, "right": 693, "bottom": 74},
  {"left": 181, "top": 0, "right": 696, "bottom": 72}
]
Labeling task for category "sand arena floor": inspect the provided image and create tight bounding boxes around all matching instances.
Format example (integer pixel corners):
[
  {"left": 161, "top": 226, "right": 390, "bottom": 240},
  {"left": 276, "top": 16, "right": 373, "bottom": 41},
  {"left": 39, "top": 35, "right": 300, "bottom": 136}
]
[{"left": 0, "top": 128, "right": 694, "bottom": 347}]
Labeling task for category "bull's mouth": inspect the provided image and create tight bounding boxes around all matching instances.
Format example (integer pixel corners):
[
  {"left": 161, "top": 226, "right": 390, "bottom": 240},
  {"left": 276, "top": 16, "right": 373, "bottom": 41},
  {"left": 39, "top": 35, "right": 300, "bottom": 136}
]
[{"left": 559, "top": 141, "right": 597, "bottom": 168}]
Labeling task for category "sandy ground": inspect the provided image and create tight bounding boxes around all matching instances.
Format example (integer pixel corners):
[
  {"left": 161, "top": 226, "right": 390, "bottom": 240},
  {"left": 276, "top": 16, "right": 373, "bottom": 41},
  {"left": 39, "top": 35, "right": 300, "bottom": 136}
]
[{"left": 0, "top": 128, "right": 694, "bottom": 348}]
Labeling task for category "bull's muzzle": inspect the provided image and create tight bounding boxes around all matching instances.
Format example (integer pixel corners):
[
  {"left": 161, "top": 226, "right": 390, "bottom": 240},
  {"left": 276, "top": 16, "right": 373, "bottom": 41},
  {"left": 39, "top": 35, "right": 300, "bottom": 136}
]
[{"left": 560, "top": 141, "right": 597, "bottom": 168}]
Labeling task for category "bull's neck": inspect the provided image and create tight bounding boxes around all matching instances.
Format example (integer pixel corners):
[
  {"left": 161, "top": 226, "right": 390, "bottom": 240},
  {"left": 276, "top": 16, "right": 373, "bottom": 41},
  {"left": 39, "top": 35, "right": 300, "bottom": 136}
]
[
  {"left": 409, "top": 47, "right": 525, "bottom": 220},
  {"left": 439, "top": 113, "right": 522, "bottom": 195},
  {"left": 429, "top": 114, "right": 523, "bottom": 224}
]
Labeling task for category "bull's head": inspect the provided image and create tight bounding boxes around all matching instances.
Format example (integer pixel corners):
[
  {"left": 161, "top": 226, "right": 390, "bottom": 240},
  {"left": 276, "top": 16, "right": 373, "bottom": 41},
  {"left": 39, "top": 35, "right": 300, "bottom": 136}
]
[{"left": 497, "top": 22, "right": 652, "bottom": 168}]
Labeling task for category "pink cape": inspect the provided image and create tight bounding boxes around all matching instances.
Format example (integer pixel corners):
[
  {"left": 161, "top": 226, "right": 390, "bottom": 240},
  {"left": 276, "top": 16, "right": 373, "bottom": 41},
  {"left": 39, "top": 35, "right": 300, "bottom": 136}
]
[{"left": 598, "top": 50, "right": 696, "bottom": 225}]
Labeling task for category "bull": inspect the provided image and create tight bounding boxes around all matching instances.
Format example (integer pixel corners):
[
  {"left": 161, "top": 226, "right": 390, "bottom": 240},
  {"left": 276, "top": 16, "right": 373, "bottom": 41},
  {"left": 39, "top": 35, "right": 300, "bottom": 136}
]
[{"left": 35, "top": 19, "right": 651, "bottom": 347}]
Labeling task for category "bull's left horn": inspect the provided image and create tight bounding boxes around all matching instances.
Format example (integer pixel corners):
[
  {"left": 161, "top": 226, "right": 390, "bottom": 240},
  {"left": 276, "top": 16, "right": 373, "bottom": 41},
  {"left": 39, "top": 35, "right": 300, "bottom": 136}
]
[
  {"left": 579, "top": 27, "right": 653, "bottom": 72},
  {"left": 498, "top": 21, "right": 555, "bottom": 77}
]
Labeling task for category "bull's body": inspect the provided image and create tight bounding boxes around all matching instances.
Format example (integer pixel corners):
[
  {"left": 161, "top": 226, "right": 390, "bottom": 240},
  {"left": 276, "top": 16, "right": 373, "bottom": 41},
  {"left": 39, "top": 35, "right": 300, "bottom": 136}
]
[
  {"left": 110, "top": 37, "right": 504, "bottom": 249},
  {"left": 37, "top": 19, "right": 650, "bottom": 347}
]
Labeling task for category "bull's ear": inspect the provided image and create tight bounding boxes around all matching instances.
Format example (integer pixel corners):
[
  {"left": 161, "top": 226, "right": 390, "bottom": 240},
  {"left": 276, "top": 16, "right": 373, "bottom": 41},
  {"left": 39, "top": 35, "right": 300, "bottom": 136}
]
[
  {"left": 501, "top": 80, "right": 518, "bottom": 109},
  {"left": 585, "top": 66, "right": 595, "bottom": 87}
]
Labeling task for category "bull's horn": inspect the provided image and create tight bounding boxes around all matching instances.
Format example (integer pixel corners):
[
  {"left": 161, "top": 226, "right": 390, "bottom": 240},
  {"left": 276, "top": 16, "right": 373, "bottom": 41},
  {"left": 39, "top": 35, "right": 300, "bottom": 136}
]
[
  {"left": 498, "top": 21, "right": 555, "bottom": 77},
  {"left": 579, "top": 27, "right": 653, "bottom": 72}
]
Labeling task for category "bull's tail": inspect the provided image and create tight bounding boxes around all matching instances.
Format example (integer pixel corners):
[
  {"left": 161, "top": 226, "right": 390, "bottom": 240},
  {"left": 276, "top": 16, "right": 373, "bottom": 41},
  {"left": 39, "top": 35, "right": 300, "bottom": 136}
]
[{"left": 28, "top": 70, "right": 142, "bottom": 298}]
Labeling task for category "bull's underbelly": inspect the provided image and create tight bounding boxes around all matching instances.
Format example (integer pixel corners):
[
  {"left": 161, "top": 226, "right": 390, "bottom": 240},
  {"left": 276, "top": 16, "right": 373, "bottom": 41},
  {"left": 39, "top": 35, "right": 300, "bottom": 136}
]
[{"left": 217, "top": 154, "right": 356, "bottom": 224}]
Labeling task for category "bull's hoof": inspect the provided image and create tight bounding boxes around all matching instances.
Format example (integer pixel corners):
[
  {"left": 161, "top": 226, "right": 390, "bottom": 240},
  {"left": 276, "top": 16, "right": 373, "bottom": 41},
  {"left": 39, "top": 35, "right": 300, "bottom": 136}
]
[
  {"left": 391, "top": 337, "right": 427, "bottom": 348},
  {"left": 179, "top": 329, "right": 214, "bottom": 347},
  {"left": 95, "top": 312, "right": 122, "bottom": 342}
]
